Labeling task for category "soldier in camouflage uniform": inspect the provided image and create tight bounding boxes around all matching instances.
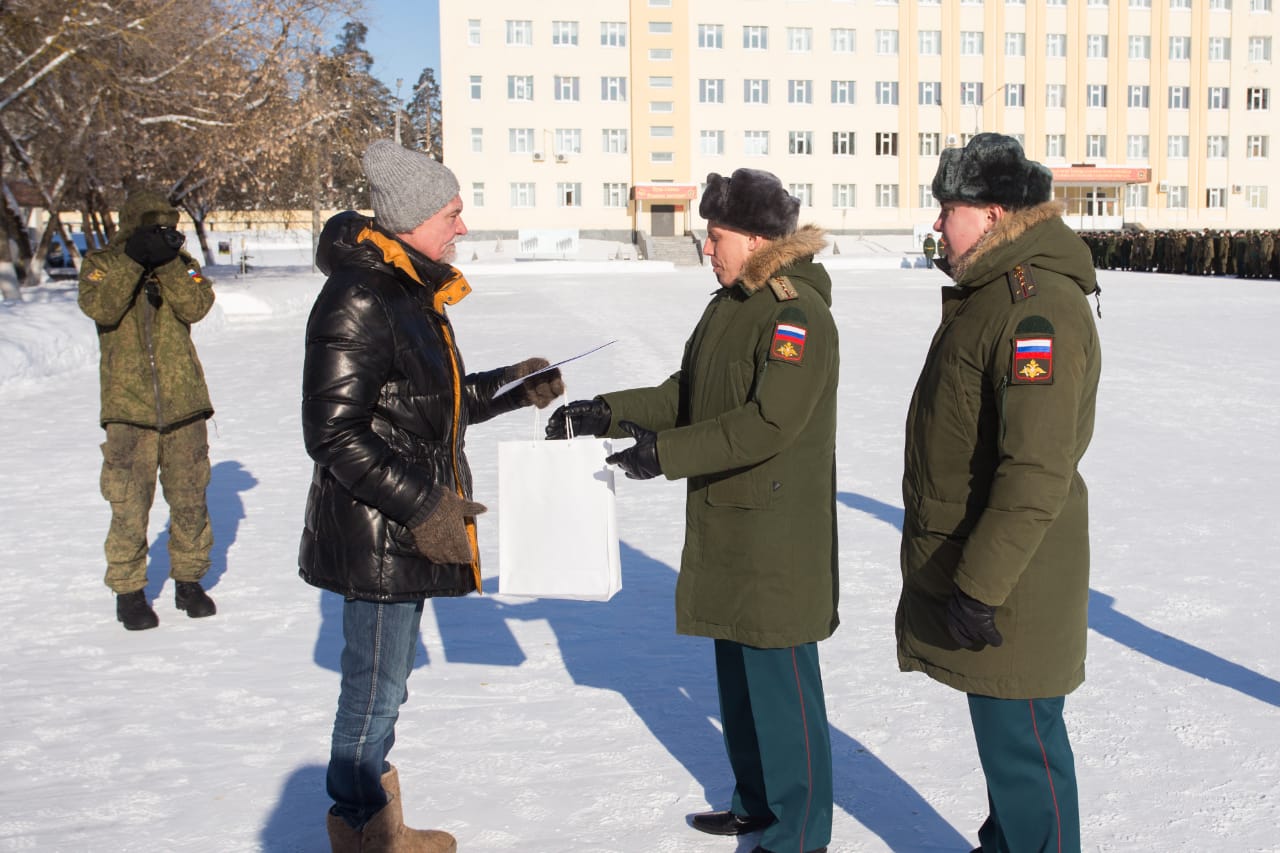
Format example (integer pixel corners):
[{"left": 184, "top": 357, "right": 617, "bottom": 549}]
[{"left": 78, "top": 189, "right": 218, "bottom": 630}]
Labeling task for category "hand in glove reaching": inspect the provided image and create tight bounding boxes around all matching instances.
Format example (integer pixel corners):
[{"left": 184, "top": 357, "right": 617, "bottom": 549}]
[
  {"left": 505, "top": 357, "right": 565, "bottom": 409},
  {"left": 946, "top": 586, "right": 1004, "bottom": 649},
  {"left": 545, "top": 397, "right": 612, "bottom": 440},
  {"left": 125, "top": 225, "right": 185, "bottom": 269},
  {"left": 409, "top": 488, "right": 487, "bottom": 564},
  {"left": 605, "top": 421, "right": 663, "bottom": 480}
]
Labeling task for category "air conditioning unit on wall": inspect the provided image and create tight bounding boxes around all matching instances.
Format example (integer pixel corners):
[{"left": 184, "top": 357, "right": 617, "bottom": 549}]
[
  {"left": 1232, "top": 184, "right": 1243, "bottom": 194},
  {"left": 945, "top": 134, "right": 959, "bottom": 146},
  {"left": 531, "top": 151, "right": 545, "bottom": 162},
  {"left": 1157, "top": 181, "right": 1170, "bottom": 192},
  {"left": 555, "top": 153, "right": 568, "bottom": 163}
]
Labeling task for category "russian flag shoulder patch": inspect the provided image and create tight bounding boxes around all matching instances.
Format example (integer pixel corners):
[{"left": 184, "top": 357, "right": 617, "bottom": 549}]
[
  {"left": 770, "top": 322, "right": 808, "bottom": 364},
  {"left": 1011, "top": 335, "right": 1054, "bottom": 384}
]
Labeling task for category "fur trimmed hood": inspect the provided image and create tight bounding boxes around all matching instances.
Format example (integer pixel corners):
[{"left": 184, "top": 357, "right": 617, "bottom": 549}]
[
  {"left": 948, "top": 200, "right": 1097, "bottom": 297},
  {"left": 738, "top": 224, "right": 828, "bottom": 293},
  {"left": 952, "top": 200, "right": 1061, "bottom": 281}
]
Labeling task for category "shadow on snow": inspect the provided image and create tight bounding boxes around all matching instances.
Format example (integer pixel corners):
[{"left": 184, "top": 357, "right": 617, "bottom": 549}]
[
  {"left": 143, "top": 459, "right": 258, "bottom": 601},
  {"left": 294, "top": 536, "right": 968, "bottom": 851},
  {"left": 835, "top": 490, "right": 1280, "bottom": 709}
]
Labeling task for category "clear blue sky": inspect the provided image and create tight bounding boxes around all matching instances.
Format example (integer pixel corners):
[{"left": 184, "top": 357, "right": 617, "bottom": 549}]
[{"left": 357, "top": 0, "right": 442, "bottom": 95}]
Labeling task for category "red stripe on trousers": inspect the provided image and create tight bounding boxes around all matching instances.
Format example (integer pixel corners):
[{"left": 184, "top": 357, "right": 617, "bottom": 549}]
[
  {"left": 791, "top": 648, "right": 813, "bottom": 853},
  {"left": 1028, "top": 699, "right": 1063, "bottom": 853}
]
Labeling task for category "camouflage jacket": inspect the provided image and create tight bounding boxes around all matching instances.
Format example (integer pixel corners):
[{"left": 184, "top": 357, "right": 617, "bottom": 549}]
[{"left": 77, "top": 192, "right": 214, "bottom": 429}]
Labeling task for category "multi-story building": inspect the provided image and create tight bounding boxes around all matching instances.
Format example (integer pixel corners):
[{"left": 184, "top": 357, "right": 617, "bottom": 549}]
[{"left": 440, "top": 0, "right": 1280, "bottom": 237}]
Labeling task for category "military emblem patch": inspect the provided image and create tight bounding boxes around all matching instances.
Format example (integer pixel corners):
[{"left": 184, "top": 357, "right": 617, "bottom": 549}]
[
  {"left": 770, "top": 323, "right": 807, "bottom": 363},
  {"left": 1011, "top": 336, "right": 1054, "bottom": 384}
]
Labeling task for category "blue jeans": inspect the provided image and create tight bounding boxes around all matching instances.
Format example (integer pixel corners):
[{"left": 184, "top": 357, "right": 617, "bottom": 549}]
[{"left": 327, "top": 598, "right": 424, "bottom": 829}]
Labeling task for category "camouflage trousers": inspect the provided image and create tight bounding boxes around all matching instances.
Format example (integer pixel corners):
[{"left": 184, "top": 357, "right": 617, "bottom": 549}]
[{"left": 99, "top": 420, "right": 212, "bottom": 593}]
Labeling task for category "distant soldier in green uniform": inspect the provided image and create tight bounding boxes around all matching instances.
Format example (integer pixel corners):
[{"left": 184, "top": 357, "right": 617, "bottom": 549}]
[
  {"left": 78, "top": 189, "right": 218, "bottom": 630},
  {"left": 923, "top": 233, "right": 938, "bottom": 268}
]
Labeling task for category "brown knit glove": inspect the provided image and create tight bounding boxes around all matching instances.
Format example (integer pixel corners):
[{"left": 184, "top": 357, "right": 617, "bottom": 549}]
[
  {"left": 506, "top": 357, "right": 565, "bottom": 409},
  {"left": 409, "top": 488, "right": 487, "bottom": 564}
]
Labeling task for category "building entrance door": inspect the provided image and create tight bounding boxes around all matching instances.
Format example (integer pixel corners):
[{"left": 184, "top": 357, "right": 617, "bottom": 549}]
[{"left": 651, "top": 205, "right": 675, "bottom": 236}]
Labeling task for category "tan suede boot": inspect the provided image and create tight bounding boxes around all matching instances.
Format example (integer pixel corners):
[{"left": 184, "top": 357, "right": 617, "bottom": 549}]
[
  {"left": 326, "top": 811, "right": 363, "bottom": 853},
  {"left": 361, "top": 765, "right": 457, "bottom": 853}
]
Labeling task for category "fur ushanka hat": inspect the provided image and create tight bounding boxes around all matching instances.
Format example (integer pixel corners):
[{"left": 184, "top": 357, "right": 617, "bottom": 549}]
[
  {"left": 699, "top": 169, "right": 800, "bottom": 238},
  {"left": 931, "top": 132, "right": 1053, "bottom": 210}
]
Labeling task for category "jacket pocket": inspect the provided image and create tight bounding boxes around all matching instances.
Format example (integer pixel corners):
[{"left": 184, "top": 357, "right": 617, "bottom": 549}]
[
  {"left": 705, "top": 460, "right": 777, "bottom": 509},
  {"left": 915, "top": 493, "right": 978, "bottom": 539},
  {"left": 100, "top": 448, "right": 132, "bottom": 503}
]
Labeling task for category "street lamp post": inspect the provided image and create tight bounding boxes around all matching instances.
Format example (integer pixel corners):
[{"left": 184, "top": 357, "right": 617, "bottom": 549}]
[
  {"left": 974, "top": 83, "right": 1010, "bottom": 136},
  {"left": 394, "top": 77, "right": 404, "bottom": 144}
]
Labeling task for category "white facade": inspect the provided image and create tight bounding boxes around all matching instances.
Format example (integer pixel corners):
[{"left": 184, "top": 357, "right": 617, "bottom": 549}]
[{"left": 440, "top": 0, "right": 1280, "bottom": 234}]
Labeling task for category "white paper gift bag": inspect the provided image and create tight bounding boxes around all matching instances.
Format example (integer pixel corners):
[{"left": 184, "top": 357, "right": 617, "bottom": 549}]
[{"left": 497, "top": 437, "right": 621, "bottom": 600}]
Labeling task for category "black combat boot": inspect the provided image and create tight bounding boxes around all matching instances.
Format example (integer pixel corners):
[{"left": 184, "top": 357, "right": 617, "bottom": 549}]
[
  {"left": 116, "top": 590, "right": 159, "bottom": 631},
  {"left": 175, "top": 581, "right": 216, "bottom": 618}
]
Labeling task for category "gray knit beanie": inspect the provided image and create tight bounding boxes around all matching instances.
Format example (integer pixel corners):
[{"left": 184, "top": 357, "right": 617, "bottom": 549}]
[{"left": 362, "top": 140, "right": 461, "bottom": 233}]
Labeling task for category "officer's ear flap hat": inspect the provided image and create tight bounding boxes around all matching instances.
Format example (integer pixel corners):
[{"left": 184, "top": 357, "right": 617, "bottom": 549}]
[
  {"left": 931, "top": 132, "right": 1053, "bottom": 210},
  {"left": 699, "top": 168, "right": 800, "bottom": 238}
]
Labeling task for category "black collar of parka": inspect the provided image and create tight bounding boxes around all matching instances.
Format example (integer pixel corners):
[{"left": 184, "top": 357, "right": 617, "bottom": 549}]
[{"left": 316, "top": 211, "right": 456, "bottom": 294}]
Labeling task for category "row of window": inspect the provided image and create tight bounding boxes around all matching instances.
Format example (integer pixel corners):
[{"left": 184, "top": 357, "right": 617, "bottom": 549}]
[
  {"left": 474, "top": 74, "right": 1274, "bottom": 112},
  {"left": 468, "top": 181, "right": 1269, "bottom": 211},
  {"left": 482, "top": 11, "right": 1272, "bottom": 52},
  {"left": 478, "top": 127, "right": 1272, "bottom": 161}
]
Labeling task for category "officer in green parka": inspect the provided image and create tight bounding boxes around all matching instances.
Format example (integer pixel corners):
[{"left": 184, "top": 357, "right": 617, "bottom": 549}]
[
  {"left": 78, "top": 189, "right": 218, "bottom": 631},
  {"left": 547, "top": 169, "right": 838, "bottom": 853},
  {"left": 899, "top": 134, "right": 1101, "bottom": 853}
]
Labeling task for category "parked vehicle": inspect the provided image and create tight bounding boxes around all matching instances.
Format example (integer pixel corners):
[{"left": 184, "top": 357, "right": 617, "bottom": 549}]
[{"left": 46, "top": 233, "right": 91, "bottom": 278}]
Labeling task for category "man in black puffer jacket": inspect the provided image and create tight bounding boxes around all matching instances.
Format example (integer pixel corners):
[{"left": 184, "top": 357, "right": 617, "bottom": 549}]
[{"left": 301, "top": 140, "right": 563, "bottom": 853}]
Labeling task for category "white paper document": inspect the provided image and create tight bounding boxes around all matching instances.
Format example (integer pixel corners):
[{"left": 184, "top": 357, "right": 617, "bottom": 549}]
[{"left": 491, "top": 340, "right": 617, "bottom": 399}]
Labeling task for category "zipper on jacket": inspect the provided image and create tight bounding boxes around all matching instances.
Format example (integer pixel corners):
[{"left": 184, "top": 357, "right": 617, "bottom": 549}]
[
  {"left": 144, "top": 277, "right": 164, "bottom": 428},
  {"left": 435, "top": 317, "right": 482, "bottom": 593},
  {"left": 996, "top": 373, "right": 1010, "bottom": 451}
]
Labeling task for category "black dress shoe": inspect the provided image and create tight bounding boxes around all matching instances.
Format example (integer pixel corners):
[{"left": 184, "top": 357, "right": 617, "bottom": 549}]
[{"left": 690, "top": 810, "right": 775, "bottom": 836}]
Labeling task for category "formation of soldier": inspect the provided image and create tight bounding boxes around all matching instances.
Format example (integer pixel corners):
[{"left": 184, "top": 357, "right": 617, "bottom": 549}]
[{"left": 1078, "top": 228, "right": 1280, "bottom": 278}]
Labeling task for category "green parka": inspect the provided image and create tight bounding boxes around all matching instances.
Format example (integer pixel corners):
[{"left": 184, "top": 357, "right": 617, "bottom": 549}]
[
  {"left": 78, "top": 191, "right": 214, "bottom": 430},
  {"left": 898, "top": 201, "right": 1101, "bottom": 699},
  {"left": 603, "top": 225, "right": 840, "bottom": 648}
]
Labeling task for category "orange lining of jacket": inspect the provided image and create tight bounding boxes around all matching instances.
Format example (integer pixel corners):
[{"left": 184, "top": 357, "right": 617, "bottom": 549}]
[{"left": 359, "top": 226, "right": 482, "bottom": 593}]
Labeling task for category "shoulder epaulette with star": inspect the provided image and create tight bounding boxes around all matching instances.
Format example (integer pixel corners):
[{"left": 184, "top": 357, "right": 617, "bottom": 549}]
[
  {"left": 1006, "top": 264, "right": 1038, "bottom": 302},
  {"left": 768, "top": 275, "right": 799, "bottom": 301}
]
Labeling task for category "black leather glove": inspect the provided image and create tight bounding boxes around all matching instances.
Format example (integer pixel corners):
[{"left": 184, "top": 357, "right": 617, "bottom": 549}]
[
  {"left": 545, "top": 397, "right": 612, "bottom": 439},
  {"left": 947, "top": 586, "right": 1004, "bottom": 648},
  {"left": 125, "top": 225, "right": 185, "bottom": 269},
  {"left": 505, "top": 357, "right": 565, "bottom": 409},
  {"left": 605, "top": 421, "right": 662, "bottom": 480}
]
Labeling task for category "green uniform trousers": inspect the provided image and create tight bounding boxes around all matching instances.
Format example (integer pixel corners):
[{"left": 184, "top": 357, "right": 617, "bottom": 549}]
[
  {"left": 968, "top": 694, "right": 1080, "bottom": 853},
  {"left": 99, "top": 420, "right": 212, "bottom": 593},
  {"left": 716, "top": 639, "right": 833, "bottom": 853}
]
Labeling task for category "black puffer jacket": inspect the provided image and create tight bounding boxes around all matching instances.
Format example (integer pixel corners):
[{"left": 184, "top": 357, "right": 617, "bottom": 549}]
[{"left": 299, "top": 211, "right": 521, "bottom": 601}]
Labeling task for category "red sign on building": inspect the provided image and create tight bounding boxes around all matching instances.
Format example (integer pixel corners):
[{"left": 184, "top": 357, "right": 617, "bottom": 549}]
[{"left": 1050, "top": 167, "right": 1152, "bottom": 184}]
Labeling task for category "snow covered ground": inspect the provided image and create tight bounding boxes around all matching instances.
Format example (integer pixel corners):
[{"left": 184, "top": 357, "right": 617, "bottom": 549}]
[{"left": 0, "top": 237, "right": 1276, "bottom": 853}]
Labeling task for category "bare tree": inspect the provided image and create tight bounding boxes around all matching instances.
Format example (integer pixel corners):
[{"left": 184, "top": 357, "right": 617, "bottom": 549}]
[{"left": 0, "top": 0, "right": 356, "bottom": 288}]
